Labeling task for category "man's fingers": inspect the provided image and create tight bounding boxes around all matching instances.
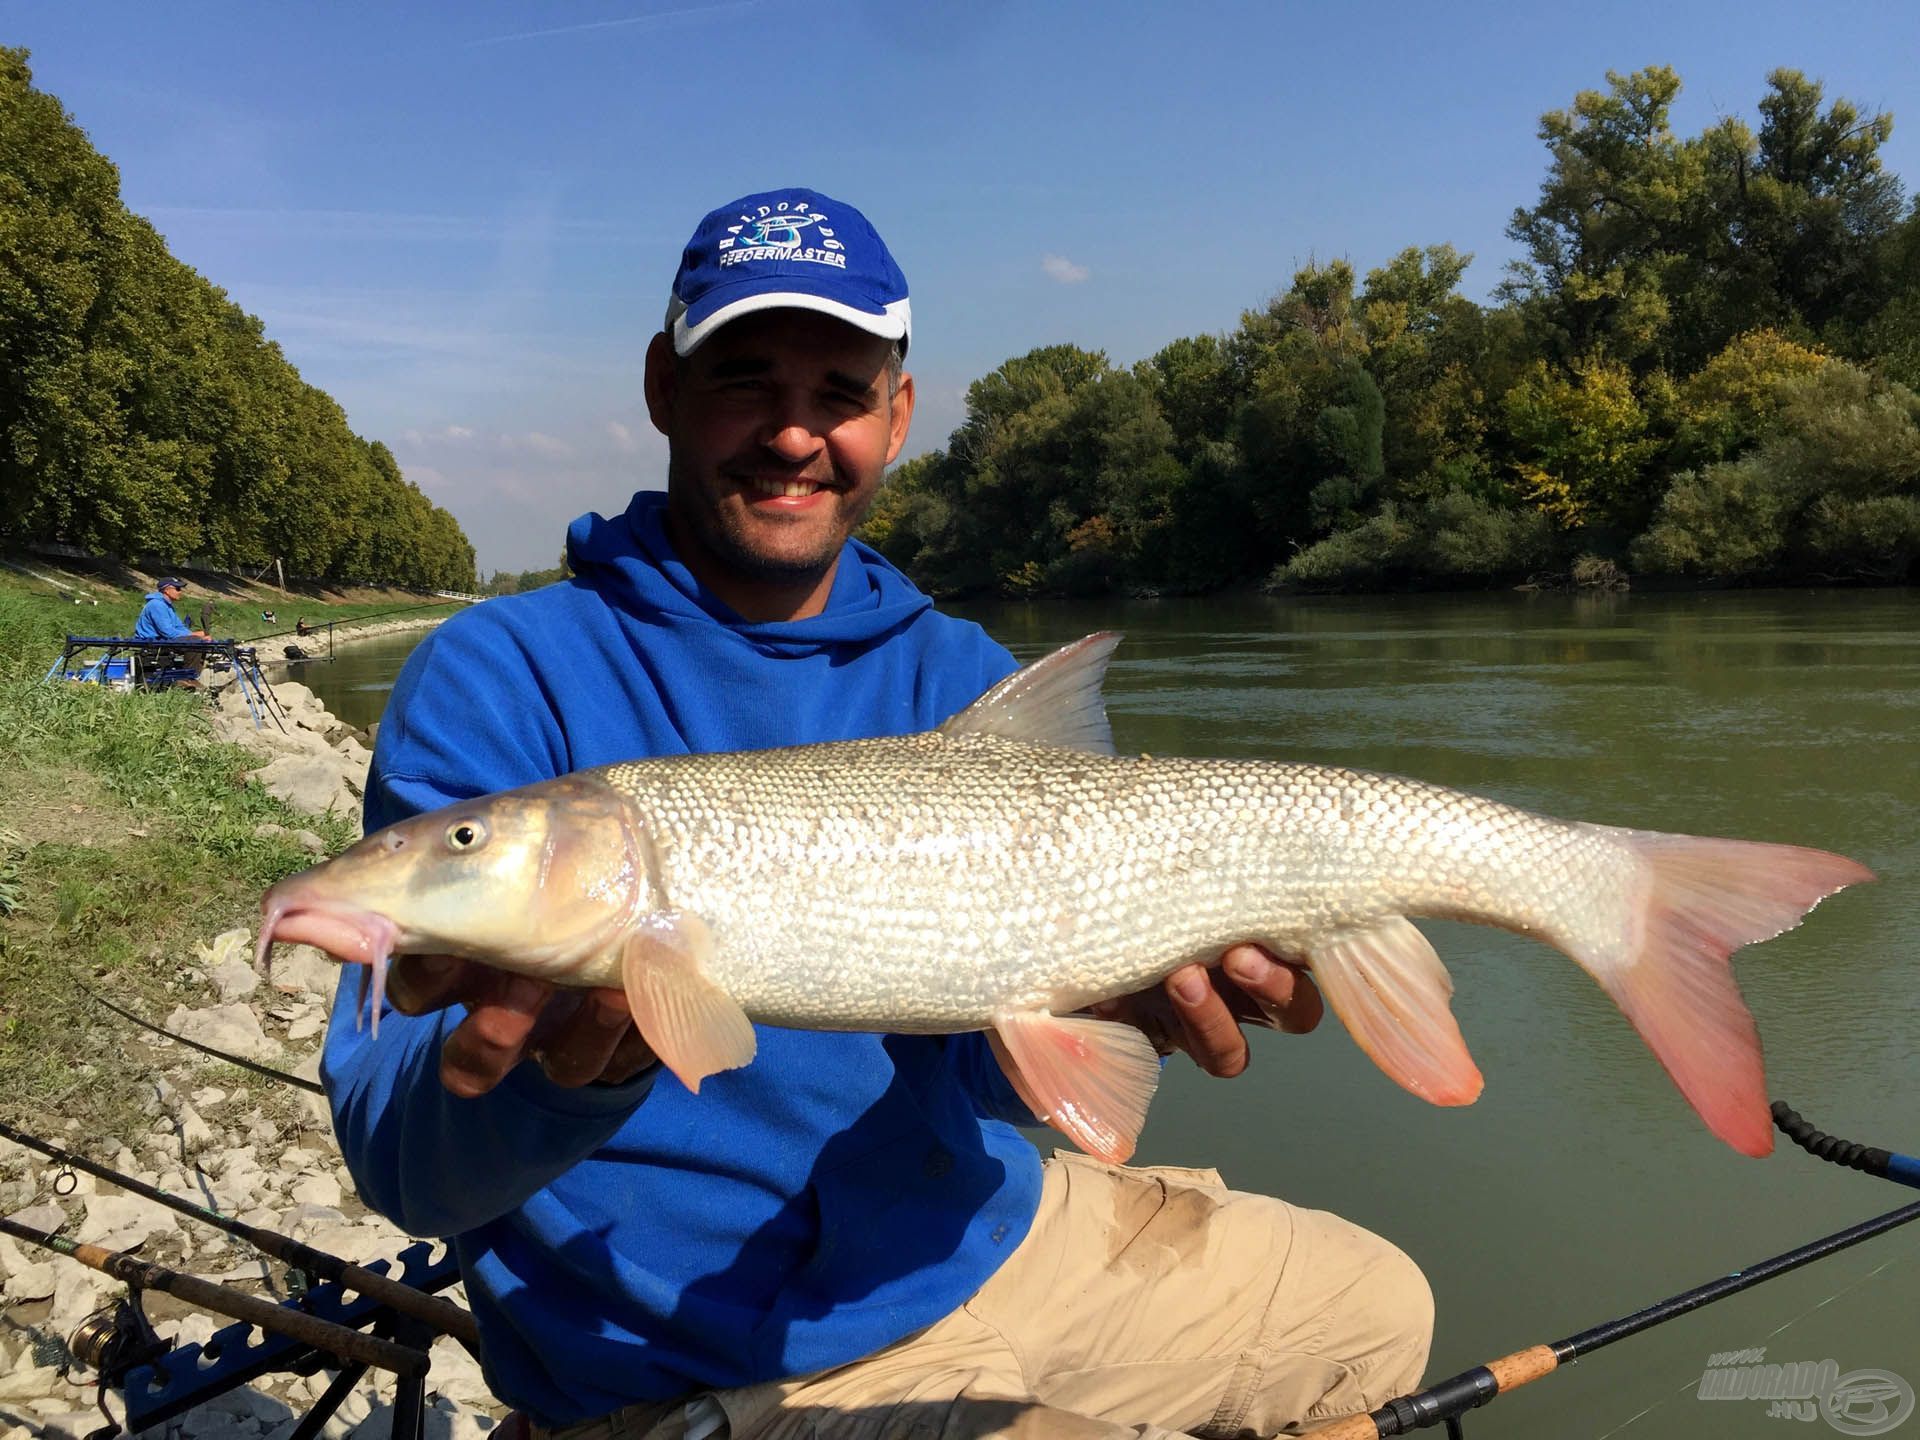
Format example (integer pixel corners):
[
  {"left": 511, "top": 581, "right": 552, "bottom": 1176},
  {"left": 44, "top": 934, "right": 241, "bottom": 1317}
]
[
  {"left": 385, "top": 954, "right": 473, "bottom": 1016},
  {"left": 1166, "top": 964, "right": 1250, "bottom": 1078},
  {"left": 439, "top": 976, "right": 552, "bottom": 1097},
  {"left": 1221, "top": 946, "right": 1324, "bottom": 1035},
  {"left": 536, "top": 989, "right": 648, "bottom": 1088}
]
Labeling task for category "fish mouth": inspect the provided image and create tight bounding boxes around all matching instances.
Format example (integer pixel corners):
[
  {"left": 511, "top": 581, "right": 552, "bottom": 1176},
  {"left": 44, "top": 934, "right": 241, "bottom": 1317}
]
[{"left": 257, "top": 895, "right": 400, "bottom": 1032}]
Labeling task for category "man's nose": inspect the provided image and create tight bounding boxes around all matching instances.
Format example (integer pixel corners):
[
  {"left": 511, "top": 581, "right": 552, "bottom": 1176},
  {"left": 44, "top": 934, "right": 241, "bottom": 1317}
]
[{"left": 760, "top": 401, "right": 824, "bottom": 460}]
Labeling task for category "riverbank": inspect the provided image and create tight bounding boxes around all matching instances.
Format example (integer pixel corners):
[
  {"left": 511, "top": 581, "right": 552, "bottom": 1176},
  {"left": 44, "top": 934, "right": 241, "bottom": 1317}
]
[{"left": 0, "top": 667, "right": 503, "bottom": 1437}]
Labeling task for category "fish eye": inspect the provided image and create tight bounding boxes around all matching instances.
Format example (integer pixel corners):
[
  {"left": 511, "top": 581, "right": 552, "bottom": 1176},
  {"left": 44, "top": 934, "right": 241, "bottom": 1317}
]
[{"left": 445, "top": 819, "right": 488, "bottom": 851}]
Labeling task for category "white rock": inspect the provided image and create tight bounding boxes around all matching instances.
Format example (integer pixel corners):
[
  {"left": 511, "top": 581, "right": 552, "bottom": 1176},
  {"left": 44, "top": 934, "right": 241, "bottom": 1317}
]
[
  {"left": 317, "top": 1379, "right": 377, "bottom": 1440},
  {"left": 288, "top": 1174, "right": 341, "bottom": 1208},
  {"left": 265, "top": 944, "right": 339, "bottom": 998},
  {"left": 345, "top": 1402, "right": 392, "bottom": 1440},
  {"left": 0, "top": 1232, "right": 34, "bottom": 1279},
  {"left": 162, "top": 1004, "right": 280, "bottom": 1062},
  {"left": 190, "top": 1088, "right": 229, "bottom": 1110},
  {"left": 176, "top": 1102, "right": 216, "bottom": 1151},
  {"left": 76, "top": 1193, "right": 179, "bottom": 1252},
  {"left": 426, "top": 1336, "right": 495, "bottom": 1406},
  {"left": 1, "top": 1260, "right": 58, "bottom": 1301},
  {"left": 49, "top": 1260, "right": 114, "bottom": 1333},
  {"left": 283, "top": 1204, "right": 346, "bottom": 1237},
  {"left": 248, "top": 755, "right": 360, "bottom": 818},
  {"left": 285, "top": 1013, "right": 324, "bottom": 1042},
  {"left": 8, "top": 1201, "right": 68, "bottom": 1234},
  {"left": 158, "top": 1312, "right": 219, "bottom": 1351},
  {"left": 203, "top": 1389, "right": 292, "bottom": 1426},
  {"left": 0, "top": 1363, "right": 64, "bottom": 1401},
  {"left": 209, "top": 956, "right": 261, "bottom": 1003}
]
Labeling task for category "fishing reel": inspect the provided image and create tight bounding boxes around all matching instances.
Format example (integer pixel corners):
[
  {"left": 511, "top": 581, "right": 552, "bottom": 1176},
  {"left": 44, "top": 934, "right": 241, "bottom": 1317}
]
[{"left": 68, "top": 1289, "right": 173, "bottom": 1440}]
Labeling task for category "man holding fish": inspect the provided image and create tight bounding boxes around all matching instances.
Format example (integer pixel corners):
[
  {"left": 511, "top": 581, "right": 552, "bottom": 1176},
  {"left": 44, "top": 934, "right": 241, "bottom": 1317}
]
[{"left": 315, "top": 189, "right": 1436, "bottom": 1438}]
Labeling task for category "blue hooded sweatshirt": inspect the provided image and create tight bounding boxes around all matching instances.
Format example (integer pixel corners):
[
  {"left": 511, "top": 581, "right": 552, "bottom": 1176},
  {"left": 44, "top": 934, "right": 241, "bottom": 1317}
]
[
  {"left": 322, "top": 491, "right": 1040, "bottom": 1424},
  {"left": 134, "top": 591, "right": 191, "bottom": 641}
]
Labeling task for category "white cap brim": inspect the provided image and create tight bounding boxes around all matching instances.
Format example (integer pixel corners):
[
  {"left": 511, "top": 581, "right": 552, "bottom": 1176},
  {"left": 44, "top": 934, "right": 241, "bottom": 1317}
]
[{"left": 668, "top": 292, "right": 911, "bottom": 357}]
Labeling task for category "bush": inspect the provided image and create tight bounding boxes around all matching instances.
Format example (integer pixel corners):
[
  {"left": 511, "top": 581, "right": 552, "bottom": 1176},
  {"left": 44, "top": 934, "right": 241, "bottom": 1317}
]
[{"left": 1274, "top": 491, "right": 1556, "bottom": 591}]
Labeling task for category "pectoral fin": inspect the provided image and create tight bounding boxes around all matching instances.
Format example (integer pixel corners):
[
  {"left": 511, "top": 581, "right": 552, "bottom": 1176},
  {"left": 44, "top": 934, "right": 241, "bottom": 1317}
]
[
  {"left": 618, "top": 913, "right": 755, "bottom": 1093},
  {"left": 1309, "top": 917, "right": 1483, "bottom": 1106},
  {"left": 989, "top": 1010, "right": 1162, "bottom": 1164}
]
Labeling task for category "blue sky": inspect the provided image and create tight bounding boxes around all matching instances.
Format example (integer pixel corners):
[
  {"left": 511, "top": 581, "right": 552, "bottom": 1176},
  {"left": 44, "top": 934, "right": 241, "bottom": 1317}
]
[{"left": 8, "top": 1, "right": 1918, "bottom": 574}]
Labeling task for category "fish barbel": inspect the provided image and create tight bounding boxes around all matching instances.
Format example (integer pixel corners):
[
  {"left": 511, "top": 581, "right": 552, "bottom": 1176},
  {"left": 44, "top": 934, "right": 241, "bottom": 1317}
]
[{"left": 259, "top": 633, "right": 1872, "bottom": 1162}]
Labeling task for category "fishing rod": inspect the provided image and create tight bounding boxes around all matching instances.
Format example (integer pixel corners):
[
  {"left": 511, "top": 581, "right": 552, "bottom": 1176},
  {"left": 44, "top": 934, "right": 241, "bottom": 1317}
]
[
  {"left": 1308, "top": 1103, "right": 1920, "bottom": 1439},
  {"left": 238, "top": 598, "right": 472, "bottom": 647},
  {"left": 84, "top": 987, "right": 325, "bottom": 1095},
  {"left": 0, "top": 1217, "right": 429, "bottom": 1378},
  {"left": 0, "top": 1118, "right": 479, "bottom": 1353}
]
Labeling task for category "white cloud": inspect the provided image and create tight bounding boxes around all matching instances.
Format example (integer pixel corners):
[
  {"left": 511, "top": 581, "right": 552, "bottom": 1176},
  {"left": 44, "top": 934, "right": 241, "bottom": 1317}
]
[
  {"left": 505, "top": 431, "right": 573, "bottom": 458},
  {"left": 606, "top": 420, "right": 638, "bottom": 453},
  {"left": 1042, "top": 253, "right": 1090, "bottom": 284}
]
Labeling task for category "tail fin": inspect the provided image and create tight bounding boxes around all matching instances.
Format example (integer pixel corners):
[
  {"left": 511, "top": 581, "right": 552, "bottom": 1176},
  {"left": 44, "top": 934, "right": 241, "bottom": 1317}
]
[{"left": 1583, "top": 831, "right": 1872, "bottom": 1158}]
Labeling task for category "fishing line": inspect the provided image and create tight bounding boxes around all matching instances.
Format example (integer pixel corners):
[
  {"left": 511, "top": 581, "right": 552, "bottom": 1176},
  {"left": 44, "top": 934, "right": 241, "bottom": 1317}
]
[
  {"left": 238, "top": 598, "right": 471, "bottom": 646},
  {"left": 1588, "top": 1241, "right": 1917, "bottom": 1440},
  {"left": 83, "top": 987, "right": 324, "bottom": 1094}
]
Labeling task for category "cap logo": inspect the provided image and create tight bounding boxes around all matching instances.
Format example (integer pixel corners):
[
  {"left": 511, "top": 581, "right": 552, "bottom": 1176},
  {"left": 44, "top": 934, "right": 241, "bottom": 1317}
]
[{"left": 718, "top": 203, "right": 847, "bottom": 270}]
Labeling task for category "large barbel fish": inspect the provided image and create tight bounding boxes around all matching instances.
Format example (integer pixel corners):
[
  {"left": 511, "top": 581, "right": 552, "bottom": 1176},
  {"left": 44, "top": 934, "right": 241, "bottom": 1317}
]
[{"left": 259, "top": 633, "right": 1872, "bottom": 1162}]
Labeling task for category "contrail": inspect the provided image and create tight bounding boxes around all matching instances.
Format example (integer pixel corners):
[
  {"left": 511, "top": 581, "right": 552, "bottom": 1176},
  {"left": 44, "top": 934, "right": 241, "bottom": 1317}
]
[{"left": 468, "top": 1, "right": 759, "bottom": 47}]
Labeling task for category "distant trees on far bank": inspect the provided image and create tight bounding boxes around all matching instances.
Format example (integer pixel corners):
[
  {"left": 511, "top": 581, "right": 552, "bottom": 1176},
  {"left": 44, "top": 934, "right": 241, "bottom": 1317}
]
[
  {"left": 0, "top": 49, "right": 476, "bottom": 591},
  {"left": 867, "top": 66, "right": 1920, "bottom": 594}
]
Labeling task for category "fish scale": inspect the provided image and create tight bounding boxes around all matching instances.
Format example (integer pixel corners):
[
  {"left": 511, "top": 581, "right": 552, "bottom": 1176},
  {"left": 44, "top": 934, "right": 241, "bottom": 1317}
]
[
  {"left": 591, "top": 737, "right": 1604, "bottom": 1030},
  {"left": 258, "top": 632, "right": 1873, "bottom": 1163}
]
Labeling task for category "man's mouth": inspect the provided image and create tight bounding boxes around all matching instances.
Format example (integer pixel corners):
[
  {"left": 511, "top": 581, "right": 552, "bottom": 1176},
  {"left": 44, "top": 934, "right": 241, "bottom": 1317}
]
[{"left": 739, "top": 475, "right": 833, "bottom": 500}]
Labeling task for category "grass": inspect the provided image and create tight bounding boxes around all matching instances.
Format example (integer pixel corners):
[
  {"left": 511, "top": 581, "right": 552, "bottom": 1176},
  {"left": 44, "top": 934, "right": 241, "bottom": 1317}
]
[{"left": 0, "top": 587, "right": 359, "bottom": 1143}]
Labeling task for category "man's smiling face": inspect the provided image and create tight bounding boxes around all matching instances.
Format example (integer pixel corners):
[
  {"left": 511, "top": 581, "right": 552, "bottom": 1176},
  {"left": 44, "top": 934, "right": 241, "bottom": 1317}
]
[{"left": 646, "top": 308, "right": 914, "bottom": 620}]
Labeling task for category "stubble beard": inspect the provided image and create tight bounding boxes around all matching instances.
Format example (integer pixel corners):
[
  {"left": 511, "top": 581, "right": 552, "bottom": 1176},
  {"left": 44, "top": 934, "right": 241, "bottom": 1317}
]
[{"left": 667, "top": 453, "right": 879, "bottom": 588}]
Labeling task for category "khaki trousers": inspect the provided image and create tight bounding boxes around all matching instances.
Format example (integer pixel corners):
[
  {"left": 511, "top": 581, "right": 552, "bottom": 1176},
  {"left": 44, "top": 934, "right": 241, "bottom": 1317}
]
[{"left": 543, "top": 1152, "right": 1432, "bottom": 1440}]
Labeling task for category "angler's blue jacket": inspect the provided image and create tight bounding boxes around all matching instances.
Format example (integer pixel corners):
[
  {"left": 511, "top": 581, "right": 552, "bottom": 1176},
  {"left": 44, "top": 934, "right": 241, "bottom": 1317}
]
[
  {"left": 322, "top": 490, "right": 1038, "bottom": 1425},
  {"left": 133, "top": 591, "right": 192, "bottom": 641}
]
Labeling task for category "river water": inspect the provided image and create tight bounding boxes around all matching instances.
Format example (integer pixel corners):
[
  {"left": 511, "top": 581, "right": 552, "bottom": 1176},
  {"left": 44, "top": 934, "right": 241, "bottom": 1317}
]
[{"left": 303, "top": 589, "right": 1920, "bottom": 1439}]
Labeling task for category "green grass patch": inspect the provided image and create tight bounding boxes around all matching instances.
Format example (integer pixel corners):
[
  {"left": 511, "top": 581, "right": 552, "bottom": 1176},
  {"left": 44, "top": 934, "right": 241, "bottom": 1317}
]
[{"left": 0, "top": 606, "right": 358, "bottom": 1137}]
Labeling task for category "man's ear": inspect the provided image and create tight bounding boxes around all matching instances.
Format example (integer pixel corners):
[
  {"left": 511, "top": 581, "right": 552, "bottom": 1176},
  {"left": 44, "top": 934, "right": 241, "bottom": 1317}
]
[
  {"left": 643, "top": 332, "right": 678, "bottom": 436},
  {"left": 885, "top": 371, "right": 915, "bottom": 465}
]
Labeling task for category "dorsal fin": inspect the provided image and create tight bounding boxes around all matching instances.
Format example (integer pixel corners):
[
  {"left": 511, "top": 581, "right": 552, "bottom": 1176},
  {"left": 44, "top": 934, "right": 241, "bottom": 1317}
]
[{"left": 938, "top": 632, "right": 1120, "bottom": 754}]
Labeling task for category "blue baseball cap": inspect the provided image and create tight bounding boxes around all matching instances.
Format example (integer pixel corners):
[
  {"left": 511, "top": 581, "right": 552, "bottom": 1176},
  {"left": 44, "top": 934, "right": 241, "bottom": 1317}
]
[{"left": 665, "top": 187, "right": 911, "bottom": 357}]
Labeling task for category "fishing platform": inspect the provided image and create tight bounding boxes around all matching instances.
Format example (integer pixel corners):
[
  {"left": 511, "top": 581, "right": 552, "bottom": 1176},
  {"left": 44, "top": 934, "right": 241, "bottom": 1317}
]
[{"left": 43, "top": 635, "right": 287, "bottom": 730}]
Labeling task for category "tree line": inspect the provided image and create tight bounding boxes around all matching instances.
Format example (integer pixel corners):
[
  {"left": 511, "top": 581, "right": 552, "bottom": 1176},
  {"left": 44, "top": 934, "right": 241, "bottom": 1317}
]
[
  {"left": 866, "top": 67, "right": 1920, "bottom": 594},
  {"left": 0, "top": 49, "right": 476, "bottom": 591}
]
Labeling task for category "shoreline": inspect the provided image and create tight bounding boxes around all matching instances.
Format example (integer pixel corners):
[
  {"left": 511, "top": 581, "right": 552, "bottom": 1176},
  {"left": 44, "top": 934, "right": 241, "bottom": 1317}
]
[{"left": 0, "top": 669, "right": 505, "bottom": 1434}]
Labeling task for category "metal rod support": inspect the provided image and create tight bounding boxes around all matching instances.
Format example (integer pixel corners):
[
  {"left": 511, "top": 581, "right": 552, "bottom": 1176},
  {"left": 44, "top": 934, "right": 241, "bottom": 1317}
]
[
  {"left": 0, "top": 1219, "right": 429, "bottom": 1378},
  {"left": 0, "top": 1120, "right": 478, "bottom": 1352}
]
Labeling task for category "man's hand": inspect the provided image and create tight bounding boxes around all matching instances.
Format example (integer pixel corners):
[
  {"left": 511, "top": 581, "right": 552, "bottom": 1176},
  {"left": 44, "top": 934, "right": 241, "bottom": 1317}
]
[
  {"left": 1089, "top": 945, "right": 1322, "bottom": 1078},
  {"left": 383, "top": 955, "right": 656, "bottom": 1097}
]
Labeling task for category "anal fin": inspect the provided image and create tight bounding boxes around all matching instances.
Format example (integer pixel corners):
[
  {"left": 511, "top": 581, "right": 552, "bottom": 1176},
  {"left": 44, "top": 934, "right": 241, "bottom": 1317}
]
[
  {"left": 1309, "top": 917, "right": 1483, "bottom": 1106},
  {"left": 619, "top": 913, "right": 756, "bottom": 1093},
  {"left": 990, "top": 1010, "right": 1161, "bottom": 1164}
]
